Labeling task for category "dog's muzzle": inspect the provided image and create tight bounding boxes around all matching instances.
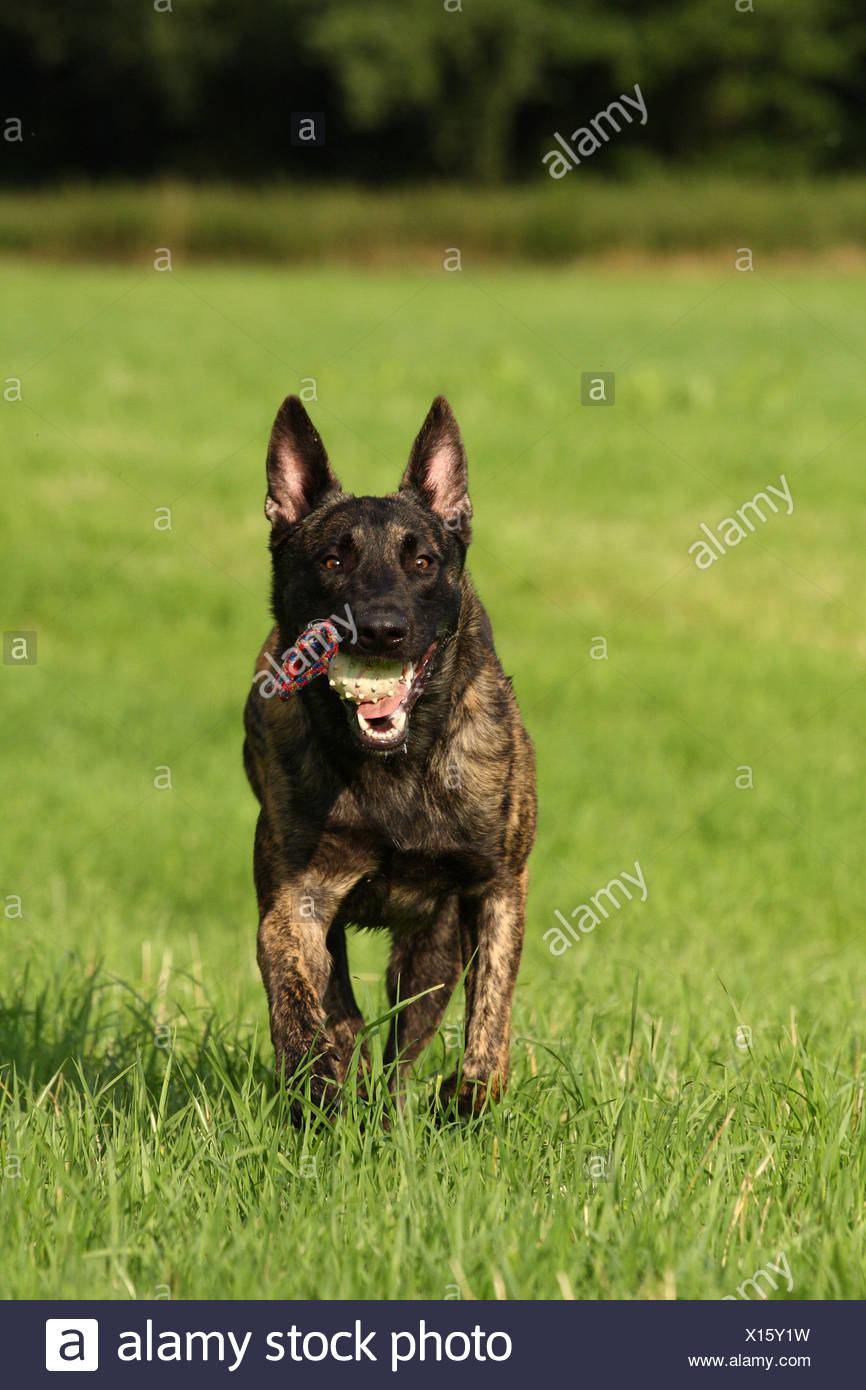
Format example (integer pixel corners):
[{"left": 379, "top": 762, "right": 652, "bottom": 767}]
[
  {"left": 329, "top": 641, "right": 439, "bottom": 749},
  {"left": 276, "top": 618, "right": 437, "bottom": 749}
]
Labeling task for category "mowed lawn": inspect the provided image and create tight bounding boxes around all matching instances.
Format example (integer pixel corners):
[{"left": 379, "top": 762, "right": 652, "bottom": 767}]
[{"left": 1, "top": 259, "right": 864, "bottom": 1300}]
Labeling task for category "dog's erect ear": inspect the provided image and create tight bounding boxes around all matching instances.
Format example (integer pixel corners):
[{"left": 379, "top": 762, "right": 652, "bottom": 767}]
[
  {"left": 265, "top": 396, "right": 342, "bottom": 543},
  {"left": 400, "top": 396, "right": 472, "bottom": 542}
]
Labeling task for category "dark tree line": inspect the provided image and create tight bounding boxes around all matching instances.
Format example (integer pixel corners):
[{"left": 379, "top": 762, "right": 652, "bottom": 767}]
[{"left": 2, "top": 0, "right": 863, "bottom": 183}]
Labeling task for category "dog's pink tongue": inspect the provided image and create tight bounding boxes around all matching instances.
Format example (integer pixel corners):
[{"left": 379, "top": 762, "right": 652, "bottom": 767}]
[{"left": 357, "top": 683, "right": 408, "bottom": 720}]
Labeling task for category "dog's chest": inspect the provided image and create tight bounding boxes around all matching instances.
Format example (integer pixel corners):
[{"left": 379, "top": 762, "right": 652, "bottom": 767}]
[
  {"left": 337, "top": 842, "right": 496, "bottom": 931},
  {"left": 330, "top": 774, "right": 498, "bottom": 928},
  {"left": 333, "top": 764, "right": 491, "bottom": 861}
]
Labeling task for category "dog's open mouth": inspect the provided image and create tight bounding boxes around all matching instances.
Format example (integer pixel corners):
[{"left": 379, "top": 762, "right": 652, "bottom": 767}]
[{"left": 328, "top": 642, "right": 438, "bottom": 749}]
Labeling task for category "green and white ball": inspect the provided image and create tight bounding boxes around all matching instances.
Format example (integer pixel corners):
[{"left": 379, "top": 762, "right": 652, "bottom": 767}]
[{"left": 328, "top": 653, "right": 407, "bottom": 704}]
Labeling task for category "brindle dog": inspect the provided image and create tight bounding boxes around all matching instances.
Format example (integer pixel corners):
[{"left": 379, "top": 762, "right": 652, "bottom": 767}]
[{"left": 242, "top": 394, "right": 536, "bottom": 1117}]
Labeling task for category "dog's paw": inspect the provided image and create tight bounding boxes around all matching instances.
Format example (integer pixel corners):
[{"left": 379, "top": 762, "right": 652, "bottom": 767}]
[
  {"left": 308, "top": 1050, "right": 344, "bottom": 1111},
  {"left": 277, "top": 1039, "right": 343, "bottom": 1126},
  {"left": 432, "top": 1070, "right": 502, "bottom": 1120}
]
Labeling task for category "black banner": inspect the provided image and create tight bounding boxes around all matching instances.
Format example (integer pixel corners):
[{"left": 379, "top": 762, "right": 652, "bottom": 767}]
[{"left": 8, "top": 1300, "right": 856, "bottom": 1387}]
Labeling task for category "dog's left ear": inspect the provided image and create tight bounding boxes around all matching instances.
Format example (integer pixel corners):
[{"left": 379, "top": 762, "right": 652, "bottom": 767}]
[{"left": 400, "top": 396, "right": 472, "bottom": 543}]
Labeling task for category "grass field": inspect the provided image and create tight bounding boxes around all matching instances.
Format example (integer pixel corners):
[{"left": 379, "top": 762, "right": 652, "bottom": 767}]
[{"left": 1, "top": 258, "right": 864, "bottom": 1300}]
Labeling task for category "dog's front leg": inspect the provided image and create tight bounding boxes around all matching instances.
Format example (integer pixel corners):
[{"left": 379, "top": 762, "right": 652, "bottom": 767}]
[
  {"left": 256, "top": 890, "right": 341, "bottom": 1116},
  {"left": 442, "top": 866, "right": 529, "bottom": 1116},
  {"left": 384, "top": 895, "right": 462, "bottom": 1098},
  {"left": 254, "top": 813, "right": 369, "bottom": 1118}
]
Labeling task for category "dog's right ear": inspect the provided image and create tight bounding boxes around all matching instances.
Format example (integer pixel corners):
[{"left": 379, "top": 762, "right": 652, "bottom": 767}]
[
  {"left": 400, "top": 396, "right": 472, "bottom": 543},
  {"left": 265, "top": 396, "right": 342, "bottom": 544}
]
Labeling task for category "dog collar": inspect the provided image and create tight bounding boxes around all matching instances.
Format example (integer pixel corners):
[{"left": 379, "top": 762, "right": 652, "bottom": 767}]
[{"left": 277, "top": 619, "right": 341, "bottom": 698}]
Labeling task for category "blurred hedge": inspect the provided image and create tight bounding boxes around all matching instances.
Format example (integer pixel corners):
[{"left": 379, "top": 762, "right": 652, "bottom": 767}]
[{"left": 2, "top": 179, "right": 864, "bottom": 262}]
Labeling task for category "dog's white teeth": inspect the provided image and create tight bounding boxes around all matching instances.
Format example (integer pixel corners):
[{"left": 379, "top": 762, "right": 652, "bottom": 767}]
[{"left": 356, "top": 706, "right": 407, "bottom": 744}]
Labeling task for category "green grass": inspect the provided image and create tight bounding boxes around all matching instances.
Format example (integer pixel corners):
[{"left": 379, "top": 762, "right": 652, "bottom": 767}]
[
  {"left": 1, "top": 259, "right": 864, "bottom": 1300},
  {"left": 2, "top": 177, "right": 866, "bottom": 262}
]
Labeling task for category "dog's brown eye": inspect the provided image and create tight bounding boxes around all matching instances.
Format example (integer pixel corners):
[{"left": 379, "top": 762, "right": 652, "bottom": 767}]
[
  {"left": 323, "top": 555, "right": 342, "bottom": 571},
  {"left": 415, "top": 555, "right": 432, "bottom": 571}
]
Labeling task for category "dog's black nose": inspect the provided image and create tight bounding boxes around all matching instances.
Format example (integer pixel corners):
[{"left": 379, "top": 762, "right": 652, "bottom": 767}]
[{"left": 356, "top": 611, "right": 409, "bottom": 653}]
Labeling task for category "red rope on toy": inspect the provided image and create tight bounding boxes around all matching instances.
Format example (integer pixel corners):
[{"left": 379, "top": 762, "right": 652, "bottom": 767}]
[{"left": 276, "top": 619, "right": 341, "bottom": 699}]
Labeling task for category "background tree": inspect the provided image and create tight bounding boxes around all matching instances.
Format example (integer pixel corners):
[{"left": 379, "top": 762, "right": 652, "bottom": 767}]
[{"left": 1, "top": 0, "right": 863, "bottom": 183}]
